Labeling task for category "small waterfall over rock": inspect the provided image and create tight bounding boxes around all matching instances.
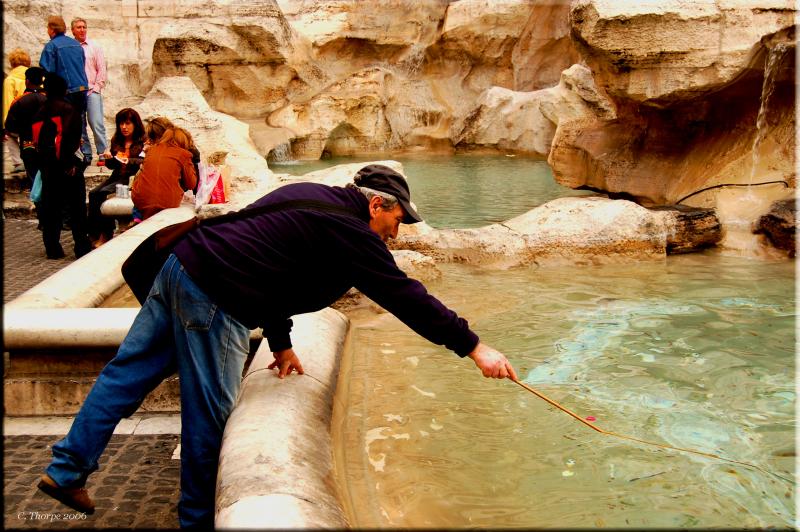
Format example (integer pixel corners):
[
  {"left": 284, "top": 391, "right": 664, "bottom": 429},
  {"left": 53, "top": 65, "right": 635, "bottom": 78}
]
[
  {"left": 750, "top": 43, "right": 789, "bottom": 184},
  {"left": 267, "top": 142, "right": 296, "bottom": 164},
  {"left": 716, "top": 43, "right": 793, "bottom": 258}
]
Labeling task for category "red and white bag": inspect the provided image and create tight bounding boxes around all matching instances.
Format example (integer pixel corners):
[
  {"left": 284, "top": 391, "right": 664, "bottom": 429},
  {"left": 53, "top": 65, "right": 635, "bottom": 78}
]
[{"left": 195, "top": 164, "right": 228, "bottom": 208}]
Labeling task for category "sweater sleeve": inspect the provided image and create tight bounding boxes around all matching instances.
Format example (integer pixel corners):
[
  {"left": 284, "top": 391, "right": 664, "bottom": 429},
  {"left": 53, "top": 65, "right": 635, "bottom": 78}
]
[
  {"left": 39, "top": 43, "right": 55, "bottom": 73},
  {"left": 94, "top": 44, "right": 107, "bottom": 91},
  {"left": 261, "top": 318, "right": 294, "bottom": 352},
  {"left": 347, "top": 229, "right": 479, "bottom": 357},
  {"left": 2, "top": 78, "right": 14, "bottom": 123},
  {"left": 104, "top": 150, "right": 121, "bottom": 171}
]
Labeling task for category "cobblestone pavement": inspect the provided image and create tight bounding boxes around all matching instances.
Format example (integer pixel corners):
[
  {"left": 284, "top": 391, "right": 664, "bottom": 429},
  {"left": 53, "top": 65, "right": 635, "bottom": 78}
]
[
  {"left": 3, "top": 218, "right": 77, "bottom": 303},
  {"left": 3, "top": 167, "right": 109, "bottom": 303},
  {"left": 4, "top": 172, "right": 183, "bottom": 529},
  {"left": 4, "top": 435, "right": 181, "bottom": 530}
]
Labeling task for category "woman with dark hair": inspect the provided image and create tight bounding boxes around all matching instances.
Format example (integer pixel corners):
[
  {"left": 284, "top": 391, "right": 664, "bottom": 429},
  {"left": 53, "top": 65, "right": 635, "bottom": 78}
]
[{"left": 86, "top": 107, "right": 145, "bottom": 247}]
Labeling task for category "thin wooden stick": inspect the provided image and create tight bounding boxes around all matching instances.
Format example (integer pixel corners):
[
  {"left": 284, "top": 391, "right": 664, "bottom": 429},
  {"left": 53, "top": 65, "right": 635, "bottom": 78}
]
[{"left": 511, "top": 378, "right": 792, "bottom": 483}]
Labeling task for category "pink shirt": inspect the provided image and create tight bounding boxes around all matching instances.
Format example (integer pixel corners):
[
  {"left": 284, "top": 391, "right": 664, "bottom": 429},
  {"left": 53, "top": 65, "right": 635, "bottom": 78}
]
[{"left": 80, "top": 39, "right": 107, "bottom": 94}]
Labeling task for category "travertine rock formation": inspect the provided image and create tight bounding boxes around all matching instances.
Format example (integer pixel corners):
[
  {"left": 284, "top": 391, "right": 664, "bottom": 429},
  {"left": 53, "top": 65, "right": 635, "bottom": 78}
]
[
  {"left": 754, "top": 198, "right": 797, "bottom": 257},
  {"left": 133, "top": 76, "right": 277, "bottom": 204},
  {"left": 552, "top": 0, "right": 796, "bottom": 205},
  {"left": 454, "top": 64, "right": 614, "bottom": 155},
  {"left": 512, "top": 1, "right": 581, "bottom": 91},
  {"left": 3, "top": 0, "right": 794, "bottom": 255},
  {"left": 394, "top": 196, "right": 721, "bottom": 267},
  {"left": 269, "top": 68, "right": 394, "bottom": 159}
]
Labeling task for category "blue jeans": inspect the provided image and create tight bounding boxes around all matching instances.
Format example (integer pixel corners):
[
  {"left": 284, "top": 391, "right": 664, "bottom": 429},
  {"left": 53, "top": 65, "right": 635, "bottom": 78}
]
[
  {"left": 81, "top": 91, "right": 107, "bottom": 160},
  {"left": 45, "top": 254, "right": 250, "bottom": 528}
]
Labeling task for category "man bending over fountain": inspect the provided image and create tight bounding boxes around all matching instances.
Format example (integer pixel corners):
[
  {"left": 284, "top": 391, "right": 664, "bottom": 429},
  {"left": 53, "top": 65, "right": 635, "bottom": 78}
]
[{"left": 37, "top": 164, "right": 518, "bottom": 528}]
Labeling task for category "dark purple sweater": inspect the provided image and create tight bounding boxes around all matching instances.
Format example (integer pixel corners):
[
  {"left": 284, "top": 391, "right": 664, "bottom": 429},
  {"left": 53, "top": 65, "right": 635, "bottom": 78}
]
[{"left": 173, "top": 181, "right": 479, "bottom": 356}]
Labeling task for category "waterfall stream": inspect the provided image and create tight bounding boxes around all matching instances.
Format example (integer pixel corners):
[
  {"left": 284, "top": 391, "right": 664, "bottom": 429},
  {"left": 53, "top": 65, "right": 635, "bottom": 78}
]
[
  {"left": 750, "top": 43, "right": 788, "bottom": 184},
  {"left": 715, "top": 43, "right": 791, "bottom": 257},
  {"left": 267, "top": 142, "right": 296, "bottom": 164}
]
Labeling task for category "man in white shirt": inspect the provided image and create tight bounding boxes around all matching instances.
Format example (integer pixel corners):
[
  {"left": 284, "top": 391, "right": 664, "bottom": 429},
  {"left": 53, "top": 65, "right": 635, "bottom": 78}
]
[{"left": 70, "top": 18, "right": 108, "bottom": 165}]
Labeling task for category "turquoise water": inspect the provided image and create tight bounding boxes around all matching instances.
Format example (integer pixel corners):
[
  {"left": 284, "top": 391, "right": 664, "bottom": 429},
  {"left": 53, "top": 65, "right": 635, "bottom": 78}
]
[
  {"left": 270, "top": 154, "right": 593, "bottom": 228},
  {"left": 336, "top": 253, "right": 795, "bottom": 528},
  {"left": 319, "top": 156, "right": 796, "bottom": 528}
]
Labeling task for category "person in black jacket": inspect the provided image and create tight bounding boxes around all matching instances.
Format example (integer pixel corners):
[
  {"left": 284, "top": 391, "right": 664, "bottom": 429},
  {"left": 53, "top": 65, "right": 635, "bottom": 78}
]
[
  {"left": 31, "top": 73, "right": 92, "bottom": 259},
  {"left": 86, "top": 107, "right": 146, "bottom": 246},
  {"left": 4, "top": 66, "right": 47, "bottom": 189},
  {"left": 37, "top": 164, "right": 518, "bottom": 527}
]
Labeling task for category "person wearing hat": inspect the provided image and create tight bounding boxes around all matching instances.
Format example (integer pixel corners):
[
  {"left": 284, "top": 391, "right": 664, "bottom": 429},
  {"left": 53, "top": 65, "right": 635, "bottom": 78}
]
[{"left": 37, "top": 163, "right": 518, "bottom": 527}]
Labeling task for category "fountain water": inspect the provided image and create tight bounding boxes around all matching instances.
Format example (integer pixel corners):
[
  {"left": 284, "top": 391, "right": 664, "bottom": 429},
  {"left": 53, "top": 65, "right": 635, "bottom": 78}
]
[
  {"left": 750, "top": 43, "right": 788, "bottom": 185},
  {"left": 267, "top": 142, "right": 296, "bottom": 164},
  {"left": 715, "top": 43, "right": 793, "bottom": 257}
]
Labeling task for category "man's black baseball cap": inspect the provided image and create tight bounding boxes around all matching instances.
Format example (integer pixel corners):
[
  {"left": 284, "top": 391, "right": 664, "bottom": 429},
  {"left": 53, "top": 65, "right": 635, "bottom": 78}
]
[{"left": 354, "top": 164, "right": 423, "bottom": 224}]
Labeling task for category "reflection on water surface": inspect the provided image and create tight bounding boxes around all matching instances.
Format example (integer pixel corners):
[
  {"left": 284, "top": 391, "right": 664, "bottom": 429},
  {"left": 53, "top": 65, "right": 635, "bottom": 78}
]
[{"left": 334, "top": 252, "right": 795, "bottom": 528}]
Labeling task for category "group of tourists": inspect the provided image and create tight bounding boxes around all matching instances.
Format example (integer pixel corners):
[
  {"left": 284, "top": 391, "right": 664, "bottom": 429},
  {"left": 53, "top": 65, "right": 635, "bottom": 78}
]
[
  {"left": 3, "top": 15, "right": 200, "bottom": 258},
  {"left": 5, "top": 12, "right": 519, "bottom": 531}
]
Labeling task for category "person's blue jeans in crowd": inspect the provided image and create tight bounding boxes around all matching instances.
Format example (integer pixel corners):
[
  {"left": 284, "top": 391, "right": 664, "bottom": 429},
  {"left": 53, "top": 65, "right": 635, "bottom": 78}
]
[
  {"left": 45, "top": 254, "right": 251, "bottom": 528},
  {"left": 81, "top": 91, "right": 107, "bottom": 162}
]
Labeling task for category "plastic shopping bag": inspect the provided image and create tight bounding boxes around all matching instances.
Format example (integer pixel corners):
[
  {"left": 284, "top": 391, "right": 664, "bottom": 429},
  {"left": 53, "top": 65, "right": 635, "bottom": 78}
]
[
  {"left": 195, "top": 163, "right": 225, "bottom": 210},
  {"left": 30, "top": 170, "right": 42, "bottom": 203},
  {"left": 209, "top": 165, "right": 228, "bottom": 204}
]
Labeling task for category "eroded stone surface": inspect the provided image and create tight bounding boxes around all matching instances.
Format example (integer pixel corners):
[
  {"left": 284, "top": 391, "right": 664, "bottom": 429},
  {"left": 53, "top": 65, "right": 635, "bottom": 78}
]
[
  {"left": 4, "top": 0, "right": 794, "bottom": 228},
  {"left": 550, "top": 2, "right": 796, "bottom": 206},
  {"left": 3, "top": 1, "right": 794, "bottom": 260},
  {"left": 754, "top": 198, "right": 797, "bottom": 257},
  {"left": 395, "top": 196, "right": 676, "bottom": 268},
  {"left": 133, "top": 76, "right": 277, "bottom": 204}
]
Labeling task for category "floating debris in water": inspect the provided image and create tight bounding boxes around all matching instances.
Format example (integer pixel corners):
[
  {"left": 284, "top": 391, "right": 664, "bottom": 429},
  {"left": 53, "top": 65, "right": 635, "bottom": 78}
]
[
  {"left": 586, "top": 416, "right": 596, "bottom": 422},
  {"left": 566, "top": 459, "right": 576, "bottom": 467},
  {"left": 562, "top": 470, "right": 575, "bottom": 477},
  {"left": 411, "top": 384, "right": 436, "bottom": 398},
  {"left": 629, "top": 471, "right": 667, "bottom": 482},
  {"left": 636, "top": 352, "right": 656, "bottom": 362}
]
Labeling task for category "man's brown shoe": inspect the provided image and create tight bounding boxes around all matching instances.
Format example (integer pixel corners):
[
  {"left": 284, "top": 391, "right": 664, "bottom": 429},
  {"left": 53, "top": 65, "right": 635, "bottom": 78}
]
[{"left": 37, "top": 474, "right": 95, "bottom": 514}]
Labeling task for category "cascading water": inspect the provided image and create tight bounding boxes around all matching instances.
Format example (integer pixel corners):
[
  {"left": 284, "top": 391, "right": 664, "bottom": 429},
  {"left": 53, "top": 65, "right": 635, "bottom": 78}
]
[
  {"left": 715, "top": 43, "right": 791, "bottom": 257},
  {"left": 267, "top": 142, "right": 296, "bottom": 164},
  {"left": 750, "top": 43, "right": 788, "bottom": 184}
]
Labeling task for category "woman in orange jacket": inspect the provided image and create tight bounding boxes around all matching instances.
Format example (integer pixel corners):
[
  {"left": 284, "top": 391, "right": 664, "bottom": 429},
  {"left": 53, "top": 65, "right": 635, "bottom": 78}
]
[{"left": 131, "top": 126, "right": 198, "bottom": 220}]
